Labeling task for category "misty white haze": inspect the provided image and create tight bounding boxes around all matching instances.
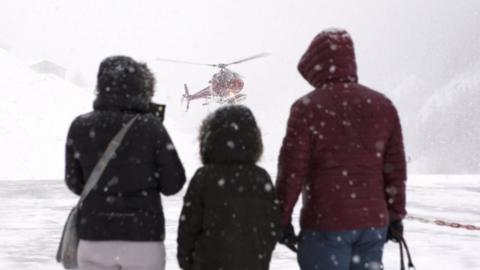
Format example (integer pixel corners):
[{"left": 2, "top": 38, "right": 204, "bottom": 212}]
[
  {"left": 1, "top": 1, "right": 480, "bottom": 269},
  {"left": 1, "top": 0, "right": 480, "bottom": 178}
]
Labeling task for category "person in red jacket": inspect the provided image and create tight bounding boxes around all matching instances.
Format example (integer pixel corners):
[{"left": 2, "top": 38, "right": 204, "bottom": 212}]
[{"left": 276, "top": 29, "right": 407, "bottom": 270}]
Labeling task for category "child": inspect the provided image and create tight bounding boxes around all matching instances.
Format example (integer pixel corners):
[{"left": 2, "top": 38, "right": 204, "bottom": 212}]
[{"left": 177, "top": 105, "right": 280, "bottom": 270}]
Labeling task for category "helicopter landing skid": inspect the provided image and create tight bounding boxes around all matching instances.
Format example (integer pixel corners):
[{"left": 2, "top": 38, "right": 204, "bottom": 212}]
[
  {"left": 198, "top": 94, "right": 247, "bottom": 108},
  {"left": 226, "top": 94, "right": 246, "bottom": 104}
]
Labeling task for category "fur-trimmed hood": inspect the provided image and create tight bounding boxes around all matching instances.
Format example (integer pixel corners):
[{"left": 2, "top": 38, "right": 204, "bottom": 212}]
[
  {"left": 94, "top": 55, "right": 155, "bottom": 112},
  {"left": 199, "top": 105, "right": 263, "bottom": 164}
]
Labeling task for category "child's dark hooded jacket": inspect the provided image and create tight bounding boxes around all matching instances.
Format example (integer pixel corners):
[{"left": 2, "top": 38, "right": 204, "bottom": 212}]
[{"left": 177, "top": 106, "right": 280, "bottom": 270}]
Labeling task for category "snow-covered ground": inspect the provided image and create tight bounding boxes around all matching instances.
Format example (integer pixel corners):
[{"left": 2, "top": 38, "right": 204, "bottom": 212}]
[{"left": 0, "top": 175, "right": 479, "bottom": 270}]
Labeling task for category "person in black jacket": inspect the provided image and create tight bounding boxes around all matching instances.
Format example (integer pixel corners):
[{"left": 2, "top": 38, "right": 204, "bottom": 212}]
[
  {"left": 177, "top": 105, "right": 280, "bottom": 270},
  {"left": 65, "top": 55, "right": 186, "bottom": 270}
]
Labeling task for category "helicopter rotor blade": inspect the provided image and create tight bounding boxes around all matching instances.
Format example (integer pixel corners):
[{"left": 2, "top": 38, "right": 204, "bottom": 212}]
[
  {"left": 224, "top": 53, "right": 270, "bottom": 66},
  {"left": 156, "top": 58, "right": 217, "bottom": 67}
]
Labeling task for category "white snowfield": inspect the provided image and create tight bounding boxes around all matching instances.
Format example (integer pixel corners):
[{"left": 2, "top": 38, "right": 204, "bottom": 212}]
[{"left": 0, "top": 175, "right": 479, "bottom": 270}]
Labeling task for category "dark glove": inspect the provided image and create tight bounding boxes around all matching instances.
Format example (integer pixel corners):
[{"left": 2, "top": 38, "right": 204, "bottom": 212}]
[
  {"left": 387, "top": 219, "right": 404, "bottom": 242},
  {"left": 278, "top": 224, "right": 298, "bottom": 252}
]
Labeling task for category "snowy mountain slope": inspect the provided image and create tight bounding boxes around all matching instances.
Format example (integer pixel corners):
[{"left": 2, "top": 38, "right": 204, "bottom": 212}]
[
  {"left": 0, "top": 49, "right": 93, "bottom": 180},
  {"left": 408, "top": 65, "right": 480, "bottom": 173},
  {"left": 419, "top": 65, "right": 480, "bottom": 122}
]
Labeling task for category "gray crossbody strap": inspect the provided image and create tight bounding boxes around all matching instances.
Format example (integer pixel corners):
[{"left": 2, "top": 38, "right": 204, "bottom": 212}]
[{"left": 78, "top": 115, "right": 139, "bottom": 207}]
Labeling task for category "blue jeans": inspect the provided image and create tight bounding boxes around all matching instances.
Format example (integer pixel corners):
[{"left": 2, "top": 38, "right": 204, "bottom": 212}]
[{"left": 298, "top": 227, "right": 387, "bottom": 270}]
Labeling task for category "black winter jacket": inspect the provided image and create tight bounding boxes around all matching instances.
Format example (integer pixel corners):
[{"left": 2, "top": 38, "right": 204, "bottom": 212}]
[
  {"left": 65, "top": 96, "right": 186, "bottom": 241},
  {"left": 178, "top": 165, "right": 278, "bottom": 270},
  {"left": 177, "top": 106, "right": 280, "bottom": 270}
]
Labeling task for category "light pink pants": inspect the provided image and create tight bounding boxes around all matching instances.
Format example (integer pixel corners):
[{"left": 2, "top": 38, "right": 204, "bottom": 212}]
[{"left": 78, "top": 240, "right": 166, "bottom": 270}]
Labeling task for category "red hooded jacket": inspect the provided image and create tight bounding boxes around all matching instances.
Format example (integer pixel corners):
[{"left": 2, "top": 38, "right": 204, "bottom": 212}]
[{"left": 276, "top": 29, "right": 407, "bottom": 231}]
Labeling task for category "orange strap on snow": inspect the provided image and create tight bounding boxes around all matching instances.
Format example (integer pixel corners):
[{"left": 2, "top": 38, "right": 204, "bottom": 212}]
[{"left": 406, "top": 215, "right": 480, "bottom": 231}]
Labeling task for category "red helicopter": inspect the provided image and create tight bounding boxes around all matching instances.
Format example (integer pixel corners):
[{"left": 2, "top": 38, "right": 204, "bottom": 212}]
[{"left": 156, "top": 53, "right": 269, "bottom": 111}]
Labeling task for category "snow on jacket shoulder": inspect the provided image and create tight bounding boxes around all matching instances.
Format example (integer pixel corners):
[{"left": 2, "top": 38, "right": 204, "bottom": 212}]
[{"left": 276, "top": 29, "right": 407, "bottom": 231}]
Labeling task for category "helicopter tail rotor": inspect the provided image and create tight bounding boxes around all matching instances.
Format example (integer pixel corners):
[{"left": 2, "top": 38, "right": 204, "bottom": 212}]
[{"left": 182, "top": 84, "right": 191, "bottom": 111}]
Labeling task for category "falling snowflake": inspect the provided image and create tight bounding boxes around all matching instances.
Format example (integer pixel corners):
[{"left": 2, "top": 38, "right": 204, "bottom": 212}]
[
  {"left": 230, "top": 122, "right": 239, "bottom": 130},
  {"left": 375, "top": 141, "right": 385, "bottom": 151},
  {"left": 329, "top": 65, "right": 337, "bottom": 73},
  {"left": 302, "top": 97, "right": 311, "bottom": 105},
  {"left": 107, "top": 176, "right": 119, "bottom": 186},
  {"left": 106, "top": 196, "right": 115, "bottom": 204},
  {"left": 352, "top": 255, "right": 361, "bottom": 264},
  {"left": 226, "top": 141, "right": 235, "bottom": 149},
  {"left": 166, "top": 143, "right": 175, "bottom": 151}
]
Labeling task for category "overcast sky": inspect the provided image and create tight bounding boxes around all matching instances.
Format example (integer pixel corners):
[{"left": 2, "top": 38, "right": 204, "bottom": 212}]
[{"left": 1, "top": 0, "right": 478, "bottom": 88}]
